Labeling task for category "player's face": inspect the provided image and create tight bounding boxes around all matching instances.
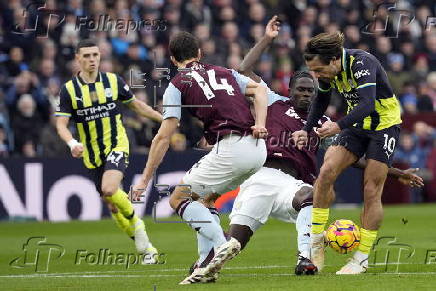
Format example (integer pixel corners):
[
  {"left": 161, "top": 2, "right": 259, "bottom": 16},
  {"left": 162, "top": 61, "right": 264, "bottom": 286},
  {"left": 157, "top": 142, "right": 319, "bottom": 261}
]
[
  {"left": 290, "top": 77, "right": 315, "bottom": 111},
  {"left": 76, "top": 46, "right": 101, "bottom": 73},
  {"left": 306, "top": 56, "right": 339, "bottom": 82}
]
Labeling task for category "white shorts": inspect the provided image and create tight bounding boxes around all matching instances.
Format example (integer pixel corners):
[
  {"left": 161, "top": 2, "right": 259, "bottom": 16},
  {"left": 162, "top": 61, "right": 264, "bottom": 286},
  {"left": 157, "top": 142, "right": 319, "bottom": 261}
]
[
  {"left": 229, "top": 167, "right": 312, "bottom": 231},
  {"left": 183, "top": 135, "right": 267, "bottom": 196}
]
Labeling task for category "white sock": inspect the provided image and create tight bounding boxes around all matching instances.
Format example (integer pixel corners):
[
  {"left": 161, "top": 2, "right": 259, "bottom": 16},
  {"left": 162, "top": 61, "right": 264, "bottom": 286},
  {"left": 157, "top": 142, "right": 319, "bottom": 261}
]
[
  {"left": 180, "top": 201, "right": 226, "bottom": 248},
  {"left": 296, "top": 205, "right": 312, "bottom": 259},
  {"left": 197, "top": 209, "right": 221, "bottom": 267}
]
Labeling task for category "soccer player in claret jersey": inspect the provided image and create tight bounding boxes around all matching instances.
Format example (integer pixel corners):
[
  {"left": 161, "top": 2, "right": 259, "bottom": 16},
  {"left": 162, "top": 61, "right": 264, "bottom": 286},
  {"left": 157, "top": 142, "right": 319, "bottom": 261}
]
[
  {"left": 131, "top": 31, "right": 269, "bottom": 284},
  {"left": 56, "top": 39, "right": 162, "bottom": 263},
  {"left": 292, "top": 32, "right": 404, "bottom": 274}
]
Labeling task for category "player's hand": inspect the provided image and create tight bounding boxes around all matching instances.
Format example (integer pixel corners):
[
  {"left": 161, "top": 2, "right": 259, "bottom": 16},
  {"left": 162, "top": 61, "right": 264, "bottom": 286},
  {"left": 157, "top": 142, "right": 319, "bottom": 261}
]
[
  {"left": 317, "top": 121, "right": 341, "bottom": 138},
  {"left": 131, "top": 177, "right": 149, "bottom": 202},
  {"left": 251, "top": 125, "right": 268, "bottom": 139},
  {"left": 292, "top": 130, "right": 308, "bottom": 150},
  {"left": 71, "top": 144, "right": 84, "bottom": 158},
  {"left": 265, "top": 15, "right": 280, "bottom": 40},
  {"left": 398, "top": 168, "right": 424, "bottom": 188}
]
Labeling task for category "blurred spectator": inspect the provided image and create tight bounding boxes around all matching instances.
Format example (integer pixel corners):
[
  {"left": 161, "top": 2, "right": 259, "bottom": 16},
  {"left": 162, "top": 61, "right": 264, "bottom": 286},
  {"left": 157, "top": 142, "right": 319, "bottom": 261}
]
[
  {"left": 400, "top": 82, "right": 418, "bottom": 114},
  {"left": 40, "top": 114, "right": 69, "bottom": 157},
  {"left": 413, "top": 121, "right": 435, "bottom": 152},
  {"left": 416, "top": 82, "right": 434, "bottom": 112},
  {"left": 374, "top": 37, "right": 391, "bottom": 67},
  {"left": 387, "top": 53, "right": 411, "bottom": 96},
  {"left": 394, "top": 132, "right": 427, "bottom": 169},
  {"left": 4, "top": 47, "right": 28, "bottom": 79},
  {"left": 10, "top": 94, "right": 44, "bottom": 155},
  {"left": 5, "top": 72, "right": 50, "bottom": 121},
  {"left": 394, "top": 132, "right": 428, "bottom": 202}
]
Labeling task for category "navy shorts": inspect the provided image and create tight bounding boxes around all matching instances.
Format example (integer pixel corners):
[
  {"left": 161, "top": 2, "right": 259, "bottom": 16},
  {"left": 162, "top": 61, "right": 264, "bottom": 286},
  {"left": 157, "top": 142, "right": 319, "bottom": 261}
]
[
  {"left": 332, "top": 125, "right": 400, "bottom": 167},
  {"left": 87, "top": 151, "right": 129, "bottom": 195}
]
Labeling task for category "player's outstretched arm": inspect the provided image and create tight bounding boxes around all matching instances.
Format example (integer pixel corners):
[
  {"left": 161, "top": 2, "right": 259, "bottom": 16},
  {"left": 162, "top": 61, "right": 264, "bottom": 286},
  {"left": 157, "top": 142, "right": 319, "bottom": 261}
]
[
  {"left": 131, "top": 117, "right": 179, "bottom": 200},
  {"left": 245, "top": 80, "right": 268, "bottom": 138},
  {"left": 55, "top": 116, "right": 83, "bottom": 158},
  {"left": 238, "top": 15, "right": 280, "bottom": 82},
  {"left": 127, "top": 99, "right": 163, "bottom": 122},
  {"left": 353, "top": 158, "right": 424, "bottom": 188}
]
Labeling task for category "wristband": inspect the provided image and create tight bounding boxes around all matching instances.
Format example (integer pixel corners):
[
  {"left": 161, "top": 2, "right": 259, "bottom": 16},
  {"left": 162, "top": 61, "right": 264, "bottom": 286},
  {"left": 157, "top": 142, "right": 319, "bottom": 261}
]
[{"left": 67, "top": 139, "right": 80, "bottom": 150}]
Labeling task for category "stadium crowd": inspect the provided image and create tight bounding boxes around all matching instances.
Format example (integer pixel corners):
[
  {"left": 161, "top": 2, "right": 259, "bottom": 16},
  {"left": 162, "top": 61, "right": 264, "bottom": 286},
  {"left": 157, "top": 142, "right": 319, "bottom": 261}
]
[{"left": 0, "top": 0, "right": 435, "bottom": 200}]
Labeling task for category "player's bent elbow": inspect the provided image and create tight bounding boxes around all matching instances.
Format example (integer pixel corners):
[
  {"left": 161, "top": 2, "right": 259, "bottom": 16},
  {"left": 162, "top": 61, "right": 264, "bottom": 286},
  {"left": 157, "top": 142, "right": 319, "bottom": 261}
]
[{"left": 253, "top": 85, "right": 267, "bottom": 99}]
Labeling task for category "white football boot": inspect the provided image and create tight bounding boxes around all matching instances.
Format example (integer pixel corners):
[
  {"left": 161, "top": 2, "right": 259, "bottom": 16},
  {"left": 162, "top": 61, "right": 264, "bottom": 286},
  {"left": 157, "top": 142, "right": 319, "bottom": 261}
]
[
  {"left": 202, "top": 237, "right": 241, "bottom": 277},
  {"left": 310, "top": 232, "right": 326, "bottom": 271},
  {"left": 179, "top": 268, "right": 217, "bottom": 285},
  {"left": 142, "top": 244, "right": 159, "bottom": 265},
  {"left": 336, "top": 257, "right": 368, "bottom": 274}
]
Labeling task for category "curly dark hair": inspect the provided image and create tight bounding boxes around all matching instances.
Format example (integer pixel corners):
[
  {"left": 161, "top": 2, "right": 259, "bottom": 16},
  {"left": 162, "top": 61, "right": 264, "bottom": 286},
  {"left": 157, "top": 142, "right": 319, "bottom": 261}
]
[{"left": 169, "top": 31, "right": 200, "bottom": 63}]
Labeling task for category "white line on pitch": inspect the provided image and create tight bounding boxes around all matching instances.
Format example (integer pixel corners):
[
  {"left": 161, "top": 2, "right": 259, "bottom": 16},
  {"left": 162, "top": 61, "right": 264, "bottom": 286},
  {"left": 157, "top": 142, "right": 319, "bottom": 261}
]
[{"left": 1, "top": 272, "right": 436, "bottom": 279}]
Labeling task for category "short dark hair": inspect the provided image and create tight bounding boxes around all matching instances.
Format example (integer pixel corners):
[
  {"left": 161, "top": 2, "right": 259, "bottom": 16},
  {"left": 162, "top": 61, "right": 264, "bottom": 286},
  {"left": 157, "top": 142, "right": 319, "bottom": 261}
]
[
  {"left": 169, "top": 32, "right": 199, "bottom": 63},
  {"left": 289, "top": 71, "right": 314, "bottom": 89},
  {"left": 76, "top": 39, "right": 98, "bottom": 53},
  {"left": 304, "top": 32, "right": 344, "bottom": 65}
]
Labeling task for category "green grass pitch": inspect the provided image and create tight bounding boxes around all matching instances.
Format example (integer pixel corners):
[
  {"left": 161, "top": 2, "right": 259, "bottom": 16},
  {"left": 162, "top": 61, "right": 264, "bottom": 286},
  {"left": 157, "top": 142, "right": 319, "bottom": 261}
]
[{"left": 1, "top": 204, "right": 436, "bottom": 290}]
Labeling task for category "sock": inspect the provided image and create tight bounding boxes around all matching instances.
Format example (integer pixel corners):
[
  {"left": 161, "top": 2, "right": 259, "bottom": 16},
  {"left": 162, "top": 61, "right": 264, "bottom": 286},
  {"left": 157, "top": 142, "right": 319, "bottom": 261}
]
[
  {"left": 106, "top": 189, "right": 138, "bottom": 225},
  {"left": 197, "top": 208, "right": 220, "bottom": 268},
  {"left": 311, "top": 208, "right": 329, "bottom": 234},
  {"left": 357, "top": 228, "right": 378, "bottom": 254},
  {"left": 177, "top": 200, "right": 226, "bottom": 248},
  {"left": 296, "top": 205, "right": 312, "bottom": 259},
  {"left": 111, "top": 211, "right": 134, "bottom": 238}
]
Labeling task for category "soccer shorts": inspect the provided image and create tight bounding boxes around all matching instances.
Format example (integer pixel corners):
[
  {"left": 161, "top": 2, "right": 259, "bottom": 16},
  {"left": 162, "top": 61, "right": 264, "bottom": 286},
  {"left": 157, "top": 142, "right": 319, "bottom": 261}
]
[
  {"left": 332, "top": 125, "right": 400, "bottom": 167},
  {"left": 182, "top": 135, "right": 267, "bottom": 196},
  {"left": 87, "top": 151, "right": 129, "bottom": 195},
  {"left": 229, "top": 167, "right": 312, "bottom": 232}
]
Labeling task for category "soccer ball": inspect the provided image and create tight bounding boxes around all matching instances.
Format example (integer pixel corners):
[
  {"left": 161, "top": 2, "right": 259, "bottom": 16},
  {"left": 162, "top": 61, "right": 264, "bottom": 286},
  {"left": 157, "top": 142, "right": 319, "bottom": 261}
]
[{"left": 325, "top": 219, "right": 360, "bottom": 254}]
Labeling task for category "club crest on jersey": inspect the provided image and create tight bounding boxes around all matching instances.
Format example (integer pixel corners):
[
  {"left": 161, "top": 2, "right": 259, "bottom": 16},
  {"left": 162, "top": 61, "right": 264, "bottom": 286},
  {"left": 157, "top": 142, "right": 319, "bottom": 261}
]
[{"left": 105, "top": 88, "right": 113, "bottom": 98}]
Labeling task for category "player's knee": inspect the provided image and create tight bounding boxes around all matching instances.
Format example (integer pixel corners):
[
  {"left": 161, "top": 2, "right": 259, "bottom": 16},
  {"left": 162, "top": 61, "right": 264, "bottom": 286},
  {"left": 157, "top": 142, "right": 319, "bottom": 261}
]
[
  {"left": 101, "top": 184, "right": 117, "bottom": 197},
  {"left": 169, "top": 194, "right": 181, "bottom": 210},
  {"left": 318, "top": 162, "right": 339, "bottom": 183},
  {"left": 363, "top": 176, "right": 384, "bottom": 195},
  {"left": 169, "top": 186, "right": 197, "bottom": 210},
  {"left": 292, "top": 186, "right": 313, "bottom": 211}
]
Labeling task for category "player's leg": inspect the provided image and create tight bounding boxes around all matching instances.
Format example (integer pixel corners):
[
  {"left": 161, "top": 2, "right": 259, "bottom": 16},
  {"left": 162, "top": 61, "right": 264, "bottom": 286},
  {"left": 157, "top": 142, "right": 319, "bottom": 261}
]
[
  {"left": 107, "top": 202, "right": 134, "bottom": 240},
  {"left": 337, "top": 125, "right": 399, "bottom": 274},
  {"left": 268, "top": 176, "right": 318, "bottom": 275},
  {"left": 228, "top": 167, "right": 278, "bottom": 250},
  {"left": 102, "top": 168, "right": 157, "bottom": 261},
  {"left": 337, "top": 159, "right": 387, "bottom": 274},
  {"left": 171, "top": 184, "right": 229, "bottom": 284},
  {"left": 190, "top": 194, "right": 221, "bottom": 273},
  {"left": 311, "top": 144, "right": 359, "bottom": 270},
  {"left": 169, "top": 184, "right": 226, "bottom": 248},
  {"left": 88, "top": 167, "right": 135, "bottom": 239},
  {"left": 180, "top": 135, "right": 267, "bottom": 284}
]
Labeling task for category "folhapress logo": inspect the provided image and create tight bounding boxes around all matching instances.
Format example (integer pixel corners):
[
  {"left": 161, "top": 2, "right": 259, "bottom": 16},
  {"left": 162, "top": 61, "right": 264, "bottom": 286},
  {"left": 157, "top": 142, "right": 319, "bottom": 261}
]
[{"left": 10, "top": 237, "right": 65, "bottom": 272}]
